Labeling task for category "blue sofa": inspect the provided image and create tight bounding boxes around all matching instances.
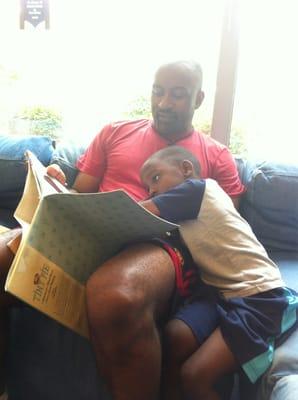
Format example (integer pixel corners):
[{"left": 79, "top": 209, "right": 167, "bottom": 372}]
[{"left": 0, "top": 135, "right": 297, "bottom": 400}]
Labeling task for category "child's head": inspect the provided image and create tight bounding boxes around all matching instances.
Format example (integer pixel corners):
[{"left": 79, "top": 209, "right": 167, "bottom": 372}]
[{"left": 141, "top": 146, "right": 201, "bottom": 197}]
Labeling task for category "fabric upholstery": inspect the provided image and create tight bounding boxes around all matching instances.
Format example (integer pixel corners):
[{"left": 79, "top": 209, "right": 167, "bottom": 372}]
[
  {"left": 240, "top": 162, "right": 298, "bottom": 252},
  {"left": 0, "top": 135, "right": 297, "bottom": 400},
  {"left": 0, "top": 135, "right": 54, "bottom": 210}
]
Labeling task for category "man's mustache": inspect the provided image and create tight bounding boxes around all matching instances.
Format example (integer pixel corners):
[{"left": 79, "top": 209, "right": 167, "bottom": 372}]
[{"left": 156, "top": 110, "right": 177, "bottom": 119}]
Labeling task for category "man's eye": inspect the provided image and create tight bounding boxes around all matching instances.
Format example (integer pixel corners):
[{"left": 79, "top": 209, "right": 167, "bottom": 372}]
[
  {"left": 152, "top": 175, "right": 160, "bottom": 182},
  {"left": 170, "top": 87, "right": 189, "bottom": 99},
  {"left": 152, "top": 86, "right": 163, "bottom": 97}
]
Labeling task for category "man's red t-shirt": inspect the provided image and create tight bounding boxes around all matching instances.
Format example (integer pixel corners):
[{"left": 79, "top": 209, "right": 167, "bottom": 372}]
[{"left": 76, "top": 119, "right": 245, "bottom": 201}]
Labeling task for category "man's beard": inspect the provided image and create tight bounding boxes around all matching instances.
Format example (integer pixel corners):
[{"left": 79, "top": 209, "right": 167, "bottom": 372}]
[{"left": 152, "top": 110, "right": 190, "bottom": 141}]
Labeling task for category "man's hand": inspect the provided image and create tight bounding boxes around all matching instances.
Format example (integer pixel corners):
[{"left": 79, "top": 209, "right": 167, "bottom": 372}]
[
  {"left": 47, "top": 165, "right": 102, "bottom": 194},
  {"left": 46, "top": 164, "right": 67, "bottom": 186}
]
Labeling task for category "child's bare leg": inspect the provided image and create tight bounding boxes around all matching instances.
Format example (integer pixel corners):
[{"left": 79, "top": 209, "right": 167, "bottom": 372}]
[
  {"left": 162, "top": 319, "right": 199, "bottom": 400},
  {"left": 181, "top": 327, "right": 238, "bottom": 400}
]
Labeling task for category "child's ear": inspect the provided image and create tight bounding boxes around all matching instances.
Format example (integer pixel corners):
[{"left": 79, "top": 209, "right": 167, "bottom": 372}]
[{"left": 181, "top": 160, "right": 194, "bottom": 178}]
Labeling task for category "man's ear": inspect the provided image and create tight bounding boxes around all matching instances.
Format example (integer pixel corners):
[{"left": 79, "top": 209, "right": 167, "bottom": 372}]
[
  {"left": 195, "top": 90, "right": 204, "bottom": 109},
  {"left": 181, "top": 160, "right": 194, "bottom": 178}
]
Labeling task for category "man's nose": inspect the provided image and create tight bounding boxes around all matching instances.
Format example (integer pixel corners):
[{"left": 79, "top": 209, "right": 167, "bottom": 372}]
[{"left": 158, "top": 93, "right": 173, "bottom": 109}]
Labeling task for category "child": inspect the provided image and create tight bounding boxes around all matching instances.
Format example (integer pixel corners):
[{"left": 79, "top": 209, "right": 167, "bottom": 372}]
[{"left": 139, "top": 146, "right": 298, "bottom": 400}]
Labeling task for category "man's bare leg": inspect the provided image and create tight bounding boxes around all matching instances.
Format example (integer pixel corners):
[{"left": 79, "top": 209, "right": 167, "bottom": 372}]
[
  {"left": 86, "top": 243, "right": 176, "bottom": 400},
  {"left": 0, "top": 228, "right": 22, "bottom": 307}
]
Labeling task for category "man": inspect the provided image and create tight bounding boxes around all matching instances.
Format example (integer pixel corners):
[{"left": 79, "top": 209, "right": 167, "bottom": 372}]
[
  {"left": 72, "top": 60, "right": 244, "bottom": 400},
  {"left": 1, "top": 60, "right": 244, "bottom": 399}
]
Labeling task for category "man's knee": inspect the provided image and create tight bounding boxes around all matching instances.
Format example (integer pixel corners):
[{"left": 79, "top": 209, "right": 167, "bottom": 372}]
[
  {"left": 86, "top": 275, "right": 159, "bottom": 359},
  {"left": 86, "top": 272, "right": 147, "bottom": 332},
  {"left": 86, "top": 243, "right": 175, "bottom": 323}
]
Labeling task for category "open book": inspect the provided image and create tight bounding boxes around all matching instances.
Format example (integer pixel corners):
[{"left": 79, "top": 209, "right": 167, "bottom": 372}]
[{"left": 5, "top": 151, "right": 178, "bottom": 337}]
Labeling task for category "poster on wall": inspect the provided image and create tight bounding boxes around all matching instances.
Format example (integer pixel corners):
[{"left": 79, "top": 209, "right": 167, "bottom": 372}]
[{"left": 20, "top": 0, "right": 50, "bottom": 30}]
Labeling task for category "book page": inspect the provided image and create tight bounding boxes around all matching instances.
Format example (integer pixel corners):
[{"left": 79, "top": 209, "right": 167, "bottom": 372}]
[
  {"left": 27, "top": 150, "right": 69, "bottom": 196},
  {"left": 20, "top": 190, "right": 178, "bottom": 283},
  {"left": 6, "top": 175, "right": 179, "bottom": 336},
  {"left": 0, "top": 226, "right": 10, "bottom": 235},
  {"left": 7, "top": 244, "right": 88, "bottom": 337},
  {"left": 14, "top": 151, "right": 69, "bottom": 229}
]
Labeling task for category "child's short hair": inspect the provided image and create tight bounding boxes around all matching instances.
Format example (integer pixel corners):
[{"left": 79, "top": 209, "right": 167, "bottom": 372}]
[{"left": 148, "top": 146, "right": 201, "bottom": 176}]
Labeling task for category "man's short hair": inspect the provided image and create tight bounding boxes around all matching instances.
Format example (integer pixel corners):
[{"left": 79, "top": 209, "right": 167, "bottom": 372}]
[{"left": 158, "top": 60, "right": 203, "bottom": 91}]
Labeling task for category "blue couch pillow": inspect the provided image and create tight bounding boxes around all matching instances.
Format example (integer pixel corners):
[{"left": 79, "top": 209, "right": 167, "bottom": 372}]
[
  {"left": 0, "top": 135, "right": 55, "bottom": 209},
  {"left": 0, "top": 135, "right": 54, "bottom": 163},
  {"left": 241, "top": 161, "right": 298, "bottom": 252}
]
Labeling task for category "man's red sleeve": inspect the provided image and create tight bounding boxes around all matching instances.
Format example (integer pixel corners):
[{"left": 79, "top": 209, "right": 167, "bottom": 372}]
[
  {"left": 76, "top": 124, "right": 111, "bottom": 180},
  {"left": 212, "top": 147, "right": 245, "bottom": 198}
]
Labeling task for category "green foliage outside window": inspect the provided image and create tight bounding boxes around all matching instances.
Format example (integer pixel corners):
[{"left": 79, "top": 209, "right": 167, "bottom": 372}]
[
  {"left": 124, "top": 96, "right": 152, "bottom": 119},
  {"left": 11, "top": 106, "right": 62, "bottom": 139}
]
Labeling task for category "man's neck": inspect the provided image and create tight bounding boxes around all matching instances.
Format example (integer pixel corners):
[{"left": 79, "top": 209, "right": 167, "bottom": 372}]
[
  {"left": 152, "top": 123, "right": 194, "bottom": 144},
  {"left": 167, "top": 128, "right": 194, "bottom": 144}
]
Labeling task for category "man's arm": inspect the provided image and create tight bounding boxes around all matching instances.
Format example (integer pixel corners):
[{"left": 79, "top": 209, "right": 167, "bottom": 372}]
[
  {"left": 46, "top": 164, "right": 101, "bottom": 193},
  {"left": 72, "top": 171, "right": 101, "bottom": 193},
  {"left": 212, "top": 147, "right": 245, "bottom": 210},
  {"left": 231, "top": 196, "right": 240, "bottom": 210},
  {"left": 47, "top": 126, "right": 110, "bottom": 193}
]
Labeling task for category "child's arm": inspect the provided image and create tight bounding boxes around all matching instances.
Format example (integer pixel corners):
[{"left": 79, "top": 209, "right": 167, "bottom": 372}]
[
  {"left": 140, "top": 179, "right": 205, "bottom": 224},
  {"left": 139, "top": 199, "right": 161, "bottom": 217}
]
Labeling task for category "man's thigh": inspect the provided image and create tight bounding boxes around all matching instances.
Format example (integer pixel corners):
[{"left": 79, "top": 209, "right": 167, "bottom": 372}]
[
  {"left": 256, "top": 328, "right": 298, "bottom": 400},
  {"left": 87, "top": 243, "right": 176, "bottom": 320}
]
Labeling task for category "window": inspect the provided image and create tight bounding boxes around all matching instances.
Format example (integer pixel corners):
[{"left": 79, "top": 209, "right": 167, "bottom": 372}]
[
  {"left": 233, "top": 0, "right": 298, "bottom": 161},
  {"left": 0, "top": 0, "right": 223, "bottom": 143}
]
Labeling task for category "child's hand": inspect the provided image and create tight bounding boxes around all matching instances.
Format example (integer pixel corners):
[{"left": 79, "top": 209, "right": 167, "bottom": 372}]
[
  {"left": 139, "top": 199, "right": 160, "bottom": 216},
  {"left": 46, "top": 164, "right": 66, "bottom": 186}
]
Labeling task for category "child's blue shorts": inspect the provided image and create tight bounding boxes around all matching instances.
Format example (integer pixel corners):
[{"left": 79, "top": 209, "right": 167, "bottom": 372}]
[{"left": 174, "top": 287, "right": 298, "bottom": 384}]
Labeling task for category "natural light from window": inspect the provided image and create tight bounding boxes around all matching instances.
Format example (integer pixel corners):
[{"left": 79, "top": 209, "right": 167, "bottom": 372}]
[
  {"left": 0, "top": 0, "right": 223, "bottom": 144},
  {"left": 0, "top": 0, "right": 298, "bottom": 161},
  {"left": 235, "top": 0, "right": 298, "bottom": 161}
]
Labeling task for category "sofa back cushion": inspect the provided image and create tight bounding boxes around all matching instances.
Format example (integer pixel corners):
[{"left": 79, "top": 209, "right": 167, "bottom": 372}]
[
  {"left": 0, "top": 135, "right": 54, "bottom": 211},
  {"left": 240, "top": 161, "right": 298, "bottom": 252}
]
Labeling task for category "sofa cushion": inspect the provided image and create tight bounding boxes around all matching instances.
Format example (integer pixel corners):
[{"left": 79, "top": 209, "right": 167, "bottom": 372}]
[
  {"left": 8, "top": 307, "right": 110, "bottom": 400},
  {"left": 235, "top": 157, "right": 256, "bottom": 187},
  {"left": 0, "top": 135, "right": 55, "bottom": 210},
  {"left": 0, "top": 208, "right": 19, "bottom": 229},
  {"left": 0, "top": 135, "right": 54, "bottom": 187},
  {"left": 240, "top": 161, "right": 298, "bottom": 252},
  {"left": 270, "top": 252, "right": 298, "bottom": 292}
]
